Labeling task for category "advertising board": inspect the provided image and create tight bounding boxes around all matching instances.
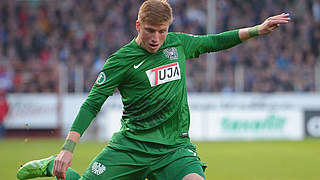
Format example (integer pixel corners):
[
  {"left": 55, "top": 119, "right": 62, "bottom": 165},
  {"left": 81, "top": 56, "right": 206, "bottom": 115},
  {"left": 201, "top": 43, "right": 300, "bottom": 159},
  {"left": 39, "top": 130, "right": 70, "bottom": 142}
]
[
  {"left": 5, "top": 94, "right": 58, "bottom": 129},
  {"left": 189, "top": 109, "right": 304, "bottom": 141},
  {"left": 304, "top": 110, "right": 320, "bottom": 138}
]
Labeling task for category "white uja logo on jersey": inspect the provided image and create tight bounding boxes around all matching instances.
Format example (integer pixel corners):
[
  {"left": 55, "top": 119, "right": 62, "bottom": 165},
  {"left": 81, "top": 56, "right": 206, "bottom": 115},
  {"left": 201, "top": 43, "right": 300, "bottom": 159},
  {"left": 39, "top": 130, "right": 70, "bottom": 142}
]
[{"left": 146, "top": 62, "right": 181, "bottom": 87}]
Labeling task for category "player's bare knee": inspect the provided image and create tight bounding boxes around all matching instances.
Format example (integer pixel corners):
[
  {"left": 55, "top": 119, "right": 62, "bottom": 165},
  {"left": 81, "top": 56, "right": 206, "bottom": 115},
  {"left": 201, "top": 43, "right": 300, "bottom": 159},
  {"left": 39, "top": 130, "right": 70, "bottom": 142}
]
[{"left": 182, "top": 173, "right": 205, "bottom": 180}]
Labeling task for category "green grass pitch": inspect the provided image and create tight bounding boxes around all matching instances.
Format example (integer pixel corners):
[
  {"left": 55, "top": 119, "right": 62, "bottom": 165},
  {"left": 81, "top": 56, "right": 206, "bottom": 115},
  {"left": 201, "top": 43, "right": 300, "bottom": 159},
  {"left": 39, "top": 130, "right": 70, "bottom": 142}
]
[{"left": 1, "top": 138, "right": 320, "bottom": 180}]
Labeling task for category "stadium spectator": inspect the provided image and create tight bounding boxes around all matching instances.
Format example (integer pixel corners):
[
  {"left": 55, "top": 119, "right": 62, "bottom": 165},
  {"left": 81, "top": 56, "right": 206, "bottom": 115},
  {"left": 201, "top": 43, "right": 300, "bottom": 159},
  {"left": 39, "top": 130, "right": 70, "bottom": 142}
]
[{"left": 0, "top": 88, "right": 9, "bottom": 139}]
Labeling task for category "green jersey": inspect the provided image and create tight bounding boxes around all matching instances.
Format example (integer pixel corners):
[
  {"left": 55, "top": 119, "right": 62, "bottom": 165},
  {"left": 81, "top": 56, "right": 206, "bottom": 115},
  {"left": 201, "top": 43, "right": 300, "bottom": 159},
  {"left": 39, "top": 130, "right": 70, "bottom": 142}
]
[{"left": 71, "top": 30, "right": 241, "bottom": 147}]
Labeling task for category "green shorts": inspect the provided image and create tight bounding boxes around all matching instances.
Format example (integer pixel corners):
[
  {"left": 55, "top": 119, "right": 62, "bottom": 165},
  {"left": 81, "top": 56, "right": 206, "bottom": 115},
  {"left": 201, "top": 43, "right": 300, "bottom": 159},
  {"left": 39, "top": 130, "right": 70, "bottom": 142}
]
[{"left": 80, "top": 140, "right": 206, "bottom": 180}]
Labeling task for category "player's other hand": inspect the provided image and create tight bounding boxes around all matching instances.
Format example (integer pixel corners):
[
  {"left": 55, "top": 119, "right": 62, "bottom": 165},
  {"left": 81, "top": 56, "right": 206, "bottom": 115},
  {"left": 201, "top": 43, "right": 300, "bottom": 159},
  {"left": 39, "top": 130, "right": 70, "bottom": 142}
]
[
  {"left": 53, "top": 150, "right": 73, "bottom": 179},
  {"left": 258, "top": 13, "right": 291, "bottom": 35}
]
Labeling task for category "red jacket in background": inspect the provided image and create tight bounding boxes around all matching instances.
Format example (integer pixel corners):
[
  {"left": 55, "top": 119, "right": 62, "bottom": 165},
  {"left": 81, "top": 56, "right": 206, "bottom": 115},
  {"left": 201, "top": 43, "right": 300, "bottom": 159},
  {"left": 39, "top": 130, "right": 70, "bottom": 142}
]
[{"left": 0, "top": 97, "right": 9, "bottom": 122}]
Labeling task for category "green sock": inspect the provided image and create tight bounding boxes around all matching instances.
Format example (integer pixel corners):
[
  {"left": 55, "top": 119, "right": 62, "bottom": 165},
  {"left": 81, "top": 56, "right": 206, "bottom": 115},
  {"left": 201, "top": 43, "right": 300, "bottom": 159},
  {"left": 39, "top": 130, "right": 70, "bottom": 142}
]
[
  {"left": 47, "top": 160, "right": 54, "bottom": 176},
  {"left": 47, "top": 160, "right": 81, "bottom": 180}
]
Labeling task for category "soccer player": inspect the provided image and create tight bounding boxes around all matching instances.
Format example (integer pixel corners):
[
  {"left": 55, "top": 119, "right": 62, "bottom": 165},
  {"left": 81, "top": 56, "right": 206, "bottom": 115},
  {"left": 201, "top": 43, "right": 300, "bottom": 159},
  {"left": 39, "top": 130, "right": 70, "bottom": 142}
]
[{"left": 17, "top": 0, "right": 290, "bottom": 179}]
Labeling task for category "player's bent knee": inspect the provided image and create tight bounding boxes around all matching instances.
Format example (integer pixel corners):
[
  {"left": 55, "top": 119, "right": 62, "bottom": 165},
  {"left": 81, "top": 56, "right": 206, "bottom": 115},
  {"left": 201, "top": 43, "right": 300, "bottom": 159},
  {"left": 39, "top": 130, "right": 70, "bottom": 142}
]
[{"left": 182, "top": 173, "right": 205, "bottom": 180}]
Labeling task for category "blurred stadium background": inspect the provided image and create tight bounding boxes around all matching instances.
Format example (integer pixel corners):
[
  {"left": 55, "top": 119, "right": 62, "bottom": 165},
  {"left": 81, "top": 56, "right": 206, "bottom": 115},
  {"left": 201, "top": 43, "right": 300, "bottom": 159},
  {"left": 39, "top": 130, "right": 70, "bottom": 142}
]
[{"left": 1, "top": 0, "right": 320, "bottom": 179}]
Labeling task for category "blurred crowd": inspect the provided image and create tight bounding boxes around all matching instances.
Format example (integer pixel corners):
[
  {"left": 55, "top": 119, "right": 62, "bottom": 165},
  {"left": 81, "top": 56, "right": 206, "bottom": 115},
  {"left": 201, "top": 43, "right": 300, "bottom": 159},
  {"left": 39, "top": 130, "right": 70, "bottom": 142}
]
[
  {"left": 211, "top": 0, "right": 320, "bottom": 92},
  {"left": 0, "top": 0, "right": 319, "bottom": 93}
]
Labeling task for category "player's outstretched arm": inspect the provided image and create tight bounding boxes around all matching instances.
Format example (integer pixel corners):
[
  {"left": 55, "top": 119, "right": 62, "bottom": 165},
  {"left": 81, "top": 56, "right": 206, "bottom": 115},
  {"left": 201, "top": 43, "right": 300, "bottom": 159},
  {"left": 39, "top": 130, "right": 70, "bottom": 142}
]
[
  {"left": 239, "top": 13, "right": 291, "bottom": 41},
  {"left": 52, "top": 131, "right": 80, "bottom": 179}
]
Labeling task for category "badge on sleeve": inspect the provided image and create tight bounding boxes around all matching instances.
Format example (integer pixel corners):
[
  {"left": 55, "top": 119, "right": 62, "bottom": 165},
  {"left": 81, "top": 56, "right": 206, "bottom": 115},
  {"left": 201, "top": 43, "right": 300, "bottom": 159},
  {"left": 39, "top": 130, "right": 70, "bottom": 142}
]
[
  {"left": 163, "top": 47, "right": 178, "bottom": 60},
  {"left": 96, "top": 72, "right": 106, "bottom": 85}
]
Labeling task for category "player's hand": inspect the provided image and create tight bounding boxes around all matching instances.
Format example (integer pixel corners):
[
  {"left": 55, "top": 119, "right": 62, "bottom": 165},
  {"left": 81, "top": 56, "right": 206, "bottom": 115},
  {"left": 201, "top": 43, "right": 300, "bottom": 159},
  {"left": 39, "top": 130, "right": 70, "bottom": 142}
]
[
  {"left": 52, "top": 150, "right": 73, "bottom": 179},
  {"left": 258, "top": 13, "right": 291, "bottom": 35}
]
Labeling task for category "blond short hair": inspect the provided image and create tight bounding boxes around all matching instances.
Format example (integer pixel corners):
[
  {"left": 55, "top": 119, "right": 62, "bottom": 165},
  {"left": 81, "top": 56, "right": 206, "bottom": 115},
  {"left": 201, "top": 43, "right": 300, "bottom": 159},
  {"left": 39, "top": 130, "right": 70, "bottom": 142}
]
[{"left": 138, "top": 0, "right": 173, "bottom": 25}]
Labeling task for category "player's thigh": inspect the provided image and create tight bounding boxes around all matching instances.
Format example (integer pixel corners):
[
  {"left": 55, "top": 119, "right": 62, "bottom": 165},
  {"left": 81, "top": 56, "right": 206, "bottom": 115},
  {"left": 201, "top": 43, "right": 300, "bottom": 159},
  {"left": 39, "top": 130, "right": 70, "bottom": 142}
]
[
  {"left": 80, "top": 146, "right": 147, "bottom": 180},
  {"left": 182, "top": 173, "right": 205, "bottom": 180},
  {"left": 148, "top": 156, "right": 206, "bottom": 180},
  {"left": 80, "top": 165, "right": 146, "bottom": 180}
]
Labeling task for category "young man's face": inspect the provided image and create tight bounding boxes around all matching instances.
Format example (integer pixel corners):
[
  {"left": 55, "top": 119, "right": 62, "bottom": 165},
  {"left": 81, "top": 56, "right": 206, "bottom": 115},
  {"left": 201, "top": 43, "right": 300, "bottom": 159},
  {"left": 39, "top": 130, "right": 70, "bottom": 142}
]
[{"left": 136, "top": 21, "right": 169, "bottom": 53}]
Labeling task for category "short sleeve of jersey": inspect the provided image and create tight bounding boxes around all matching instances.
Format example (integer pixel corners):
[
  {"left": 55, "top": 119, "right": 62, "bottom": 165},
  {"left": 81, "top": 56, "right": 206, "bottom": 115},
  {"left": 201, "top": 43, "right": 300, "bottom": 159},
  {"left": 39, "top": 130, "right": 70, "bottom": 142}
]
[
  {"left": 92, "top": 56, "right": 127, "bottom": 96},
  {"left": 174, "top": 30, "right": 241, "bottom": 59}
]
